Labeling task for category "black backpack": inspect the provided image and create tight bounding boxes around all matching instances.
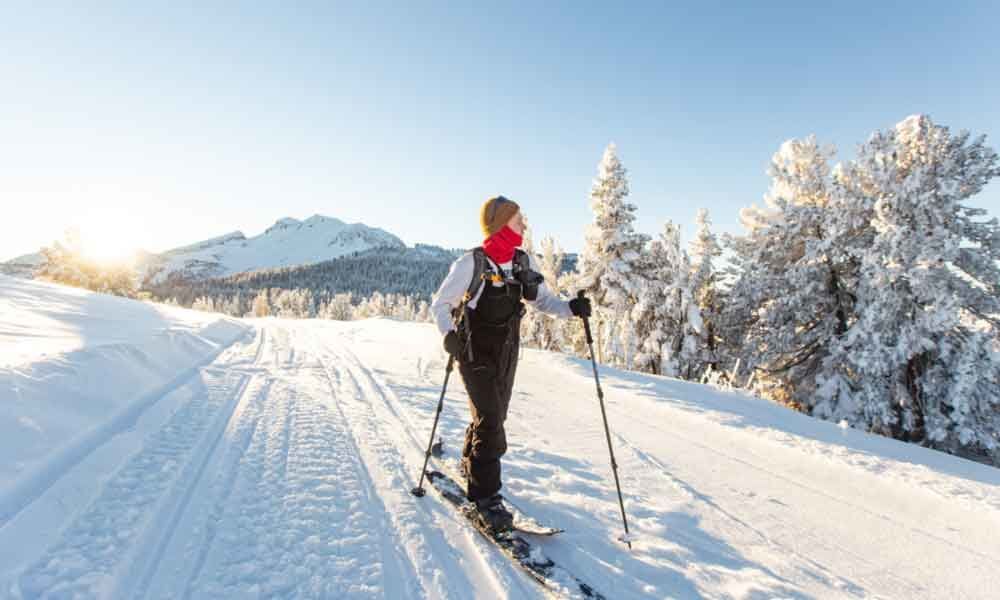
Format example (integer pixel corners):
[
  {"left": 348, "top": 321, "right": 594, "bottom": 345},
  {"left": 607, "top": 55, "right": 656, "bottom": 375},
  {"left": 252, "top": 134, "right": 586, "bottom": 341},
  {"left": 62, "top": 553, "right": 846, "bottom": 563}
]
[
  {"left": 457, "top": 247, "right": 530, "bottom": 313},
  {"left": 451, "top": 247, "right": 534, "bottom": 362}
]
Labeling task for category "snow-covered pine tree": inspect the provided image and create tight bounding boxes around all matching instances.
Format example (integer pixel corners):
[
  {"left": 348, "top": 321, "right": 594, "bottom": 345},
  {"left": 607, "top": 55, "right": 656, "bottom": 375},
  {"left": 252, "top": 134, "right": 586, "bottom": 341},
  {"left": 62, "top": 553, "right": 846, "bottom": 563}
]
[
  {"left": 631, "top": 223, "right": 672, "bottom": 374},
  {"left": 539, "top": 236, "right": 569, "bottom": 351},
  {"left": 523, "top": 236, "right": 568, "bottom": 352},
  {"left": 726, "top": 136, "right": 858, "bottom": 409},
  {"left": 38, "top": 230, "right": 88, "bottom": 289},
  {"left": 323, "top": 292, "right": 354, "bottom": 320},
  {"left": 191, "top": 296, "right": 215, "bottom": 312},
  {"left": 557, "top": 267, "right": 589, "bottom": 359},
  {"left": 837, "top": 115, "right": 1000, "bottom": 460},
  {"left": 94, "top": 263, "right": 138, "bottom": 299},
  {"left": 520, "top": 219, "right": 534, "bottom": 254},
  {"left": 295, "top": 288, "right": 316, "bottom": 318},
  {"left": 576, "top": 143, "right": 650, "bottom": 367},
  {"left": 658, "top": 222, "right": 694, "bottom": 378},
  {"left": 416, "top": 299, "right": 431, "bottom": 323},
  {"left": 683, "top": 208, "right": 722, "bottom": 379},
  {"left": 252, "top": 290, "right": 270, "bottom": 317}
]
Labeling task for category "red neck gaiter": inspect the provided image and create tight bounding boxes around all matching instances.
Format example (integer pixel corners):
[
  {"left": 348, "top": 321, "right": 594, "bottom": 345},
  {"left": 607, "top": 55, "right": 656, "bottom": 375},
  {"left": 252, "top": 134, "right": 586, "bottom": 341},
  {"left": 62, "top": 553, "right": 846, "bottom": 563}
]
[{"left": 482, "top": 225, "right": 522, "bottom": 264}]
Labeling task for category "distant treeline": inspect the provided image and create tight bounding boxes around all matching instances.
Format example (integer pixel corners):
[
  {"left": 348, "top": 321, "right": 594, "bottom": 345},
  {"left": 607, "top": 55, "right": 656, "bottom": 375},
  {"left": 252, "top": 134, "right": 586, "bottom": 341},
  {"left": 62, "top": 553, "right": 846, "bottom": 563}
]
[{"left": 144, "top": 244, "right": 577, "bottom": 309}]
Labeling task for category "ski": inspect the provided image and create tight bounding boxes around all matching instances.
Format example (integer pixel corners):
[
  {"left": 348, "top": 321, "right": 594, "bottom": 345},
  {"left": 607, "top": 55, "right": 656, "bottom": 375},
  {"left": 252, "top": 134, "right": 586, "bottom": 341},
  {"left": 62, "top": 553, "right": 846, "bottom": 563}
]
[
  {"left": 429, "top": 464, "right": 564, "bottom": 536},
  {"left": 425, "top": 469, "right": 604, "bottom": 599},
  {"left": 431, "top": 452, "right": 565, "bottom": 536}
]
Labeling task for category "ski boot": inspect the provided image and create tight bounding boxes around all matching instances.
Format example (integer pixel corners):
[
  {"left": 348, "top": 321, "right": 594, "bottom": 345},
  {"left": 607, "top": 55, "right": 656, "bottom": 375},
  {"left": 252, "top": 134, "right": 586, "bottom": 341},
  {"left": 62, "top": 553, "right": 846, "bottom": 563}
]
[{"left": 472, "top": 493, "right": 514, "bottom": 534}]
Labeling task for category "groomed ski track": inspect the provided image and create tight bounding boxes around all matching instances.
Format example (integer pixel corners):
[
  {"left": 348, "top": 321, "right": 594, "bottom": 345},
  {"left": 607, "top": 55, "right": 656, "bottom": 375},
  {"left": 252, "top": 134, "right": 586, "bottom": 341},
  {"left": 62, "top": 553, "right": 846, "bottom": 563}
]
[{"left": 3, "top": 316, "right": 999, "bottom": 599}]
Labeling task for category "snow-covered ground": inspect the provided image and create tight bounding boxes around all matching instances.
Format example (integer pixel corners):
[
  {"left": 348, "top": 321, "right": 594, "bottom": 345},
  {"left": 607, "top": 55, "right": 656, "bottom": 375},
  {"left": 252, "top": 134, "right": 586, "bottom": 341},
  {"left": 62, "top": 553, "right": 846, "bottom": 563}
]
[{"left": 2, "top": 275, "right": 999, "bottom": 599}]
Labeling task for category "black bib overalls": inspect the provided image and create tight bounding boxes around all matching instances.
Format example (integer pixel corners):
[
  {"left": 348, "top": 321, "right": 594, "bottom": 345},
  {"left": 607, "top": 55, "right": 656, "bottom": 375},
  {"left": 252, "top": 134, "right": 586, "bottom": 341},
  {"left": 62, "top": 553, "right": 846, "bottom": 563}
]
[{"left": 459, "top": 269, "right": 525, "bottom": 500}]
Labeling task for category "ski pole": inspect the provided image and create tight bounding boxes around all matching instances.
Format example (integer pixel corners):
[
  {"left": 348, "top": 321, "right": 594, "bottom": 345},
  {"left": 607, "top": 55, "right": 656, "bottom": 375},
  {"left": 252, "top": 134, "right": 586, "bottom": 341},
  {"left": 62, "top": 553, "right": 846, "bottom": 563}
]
[
  {"left": 411, "top": 353, "right": 455, "bottom": 497},
  {"left": 577, "top": 290, "right": 632, "bottom": 549},
  {"left": 412, "top": 297, "right": 472, "bottom": 497}
]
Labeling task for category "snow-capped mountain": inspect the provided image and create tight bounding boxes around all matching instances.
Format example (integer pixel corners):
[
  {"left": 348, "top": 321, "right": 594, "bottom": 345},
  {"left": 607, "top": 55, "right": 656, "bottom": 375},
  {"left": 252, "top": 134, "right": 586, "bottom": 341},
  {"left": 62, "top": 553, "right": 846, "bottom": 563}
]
[
  {"left": 0, "top": 252, "right": 44, "bottom": 278},
  {"left": 140, "top": 214, "right": 406, "bottom": 283}
]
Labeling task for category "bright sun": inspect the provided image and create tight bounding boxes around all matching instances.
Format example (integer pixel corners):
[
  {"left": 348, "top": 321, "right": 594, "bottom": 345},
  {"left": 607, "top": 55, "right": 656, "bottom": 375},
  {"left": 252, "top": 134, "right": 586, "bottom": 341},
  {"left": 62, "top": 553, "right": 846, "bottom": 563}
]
[
  {"left": 73, "top": 224, "right": 140, "bottom": 266},
  {"left": 84, "top": 237, "right": 137, "bottom": 265}
]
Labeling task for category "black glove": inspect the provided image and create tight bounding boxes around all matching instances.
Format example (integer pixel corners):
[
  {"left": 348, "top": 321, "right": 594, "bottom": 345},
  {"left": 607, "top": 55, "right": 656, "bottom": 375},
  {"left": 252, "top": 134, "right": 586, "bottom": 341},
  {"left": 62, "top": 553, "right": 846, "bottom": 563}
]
[
  {"left": 569, "top": 296, "right": 592, "bottom": 318},
  {"left": 443, "top": 330, "right": 463, "bottom": 357}
]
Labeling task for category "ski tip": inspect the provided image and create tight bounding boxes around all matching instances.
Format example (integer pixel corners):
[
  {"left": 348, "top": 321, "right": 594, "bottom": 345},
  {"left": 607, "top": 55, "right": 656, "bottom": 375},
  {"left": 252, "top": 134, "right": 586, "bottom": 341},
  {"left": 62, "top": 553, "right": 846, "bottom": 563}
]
[{"left": 514, "top": 524, "right": 564, "bottom": 536}]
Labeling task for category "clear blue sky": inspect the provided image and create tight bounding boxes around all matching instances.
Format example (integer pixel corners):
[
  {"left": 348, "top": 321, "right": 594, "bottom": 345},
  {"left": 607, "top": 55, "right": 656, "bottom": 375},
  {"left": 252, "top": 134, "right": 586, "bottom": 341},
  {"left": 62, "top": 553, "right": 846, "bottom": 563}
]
[{"left": 2, "top": 1, "right": 998, "bottom": 261}]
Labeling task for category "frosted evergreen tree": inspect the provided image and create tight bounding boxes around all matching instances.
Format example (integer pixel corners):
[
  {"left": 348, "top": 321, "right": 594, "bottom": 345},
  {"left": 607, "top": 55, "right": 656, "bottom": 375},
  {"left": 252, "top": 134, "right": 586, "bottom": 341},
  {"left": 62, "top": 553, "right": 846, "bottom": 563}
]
[
  {"left": 95, "top": 264, "right": 138, "bottom": 299},
  {"left": 520, "top": 219, "right": 534, "bottom": 254},
  {"left": 659, "top": 222, "right": 694, "bottom": 377},
  {"left": 295, "top": 288, "right": 316, "bottom": 318},
  {"left": 416, "top": 299, "right": 431, "bottom": 323},
  {"left": 631, "top": 223, "right": 672, "bottom": 374},
  {"left": 252, "top": 290, "right": 270, "bottom": 317},
  {"left": 191, "top": 296, "right": 216, "bottom": 312},
  {"left": 537, "top": 236, "right": 568, "bottom": 351},
  {"left": 837, "top": 115, "right": 1000, "bottom": 459},
  {"left": 576, "top": 143, "right": 650, "bottom": 367},
  {"left": 726, "top": 136, "right": 858, "bottom": 408},
  {"left": 522, "top": 236, "right": 568, "bottom": 352},
  {"left": 682, "top": 209, "right": 722, "bottom": 379},
  {"left": 323, "top": 293, "right": 354, "bottom": 320},
  {"left": 38, "top": 229, "right": 89, "bottom": 289},
  {"left": 557, "top": 268, "right": 589, "bottom": 359}
]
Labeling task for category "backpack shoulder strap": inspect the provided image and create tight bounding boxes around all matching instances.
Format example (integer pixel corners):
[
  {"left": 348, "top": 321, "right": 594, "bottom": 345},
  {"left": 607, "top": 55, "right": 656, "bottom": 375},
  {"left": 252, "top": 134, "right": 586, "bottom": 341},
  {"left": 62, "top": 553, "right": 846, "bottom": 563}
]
[{"left": 464, "top": 247, "right": 488, "bottom": 304}]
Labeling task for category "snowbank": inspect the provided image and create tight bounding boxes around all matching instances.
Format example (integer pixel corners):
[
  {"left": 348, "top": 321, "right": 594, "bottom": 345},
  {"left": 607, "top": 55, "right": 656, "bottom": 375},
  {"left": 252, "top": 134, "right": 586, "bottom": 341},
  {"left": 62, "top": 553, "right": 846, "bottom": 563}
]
[{"left": 0, "top": 275, "right": 250, "bottom": 500}]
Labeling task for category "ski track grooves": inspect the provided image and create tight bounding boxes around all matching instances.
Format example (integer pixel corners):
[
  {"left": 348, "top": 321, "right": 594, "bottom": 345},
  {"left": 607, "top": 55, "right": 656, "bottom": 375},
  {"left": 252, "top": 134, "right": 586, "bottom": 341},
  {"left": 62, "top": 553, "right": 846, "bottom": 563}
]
[
  {"left": 180, "top": 379, "right": 269, "bottom": 600},
  {"left": 0, "top": 325, "right": 254, "bottom": 529},
  {"left": 122, "top": 327, "right": 272, "bottom": 600},
  {"left": 611, "top": 431, "right": 869, "bottom": 597},
  {"left": 604, "top": 398, "right": 950, "bottom": 597},
  {"left": 306, "top": 331, "right": 446, "bottom": 600},
  {"left": 309, "top": 332, "right": 516, "bottom": 599},
  {"left": 610, "top": 398, "right": 1000, "bottom": 566},
  {"left": 325, "top": 339, "right": 548, "bottom": 600},
  {"left": 148, "top": 322, "right": 416, "bottom": 599},
  {"left": 119, "top": 373, "right": 260, "bottom": 600},
  {"left": 15, "top": 327, "right": 265, "bottom": 599}
]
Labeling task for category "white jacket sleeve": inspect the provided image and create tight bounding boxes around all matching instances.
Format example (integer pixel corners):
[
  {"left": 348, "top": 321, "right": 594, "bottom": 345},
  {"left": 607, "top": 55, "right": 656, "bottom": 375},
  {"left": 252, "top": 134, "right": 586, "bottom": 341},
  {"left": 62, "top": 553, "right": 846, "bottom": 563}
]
[
  {"left": 430, "top": 253, "right": 475, "bottom": 336},
  {"left": 525, "top": 253, "right": 573, "bottom": 319}
]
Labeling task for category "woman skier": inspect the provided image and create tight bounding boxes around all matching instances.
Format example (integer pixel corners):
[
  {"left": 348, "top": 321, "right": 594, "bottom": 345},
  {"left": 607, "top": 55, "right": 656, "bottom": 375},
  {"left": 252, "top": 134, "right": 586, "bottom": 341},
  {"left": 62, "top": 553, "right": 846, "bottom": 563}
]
[{"left": 430, "top": 195, "right": 591, "bottom": 532}]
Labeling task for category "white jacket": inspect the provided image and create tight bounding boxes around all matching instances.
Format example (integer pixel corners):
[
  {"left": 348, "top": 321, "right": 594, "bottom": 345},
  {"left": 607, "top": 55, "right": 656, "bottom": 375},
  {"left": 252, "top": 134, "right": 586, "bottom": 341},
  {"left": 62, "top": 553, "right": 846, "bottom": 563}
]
[{"left": 430, "top": 250, "right": 573, "bottom": 335}]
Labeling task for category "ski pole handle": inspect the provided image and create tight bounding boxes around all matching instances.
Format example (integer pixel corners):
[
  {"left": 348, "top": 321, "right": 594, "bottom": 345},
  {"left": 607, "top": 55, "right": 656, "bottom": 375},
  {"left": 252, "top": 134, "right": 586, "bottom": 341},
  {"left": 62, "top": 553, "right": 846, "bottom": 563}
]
[{"left": 577, "top": 290, "right": 594, "bottom": 345}]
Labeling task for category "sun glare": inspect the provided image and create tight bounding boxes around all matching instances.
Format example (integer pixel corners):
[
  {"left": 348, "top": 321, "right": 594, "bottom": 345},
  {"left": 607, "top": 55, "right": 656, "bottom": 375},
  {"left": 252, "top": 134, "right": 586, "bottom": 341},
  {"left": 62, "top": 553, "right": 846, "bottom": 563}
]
[
  {"left": 83, "top": 237, "right": 137, "bottom": 266},
  {"left": 74, "top": 223, "right": 141, "bottom": 267}
]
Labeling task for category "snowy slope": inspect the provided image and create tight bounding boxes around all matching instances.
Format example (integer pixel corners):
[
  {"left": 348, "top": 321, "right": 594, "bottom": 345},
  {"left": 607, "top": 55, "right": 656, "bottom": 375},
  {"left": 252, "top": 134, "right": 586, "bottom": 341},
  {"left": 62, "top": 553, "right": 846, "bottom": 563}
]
[
  {"left": 2, "top": 279, "right": 999, "bottom": 599},
  {"left": 140, "top": 214, "right": 406, "bottom": 283},
  {"left": 0, "top": 275, "right": 250, "bottom": 494}
]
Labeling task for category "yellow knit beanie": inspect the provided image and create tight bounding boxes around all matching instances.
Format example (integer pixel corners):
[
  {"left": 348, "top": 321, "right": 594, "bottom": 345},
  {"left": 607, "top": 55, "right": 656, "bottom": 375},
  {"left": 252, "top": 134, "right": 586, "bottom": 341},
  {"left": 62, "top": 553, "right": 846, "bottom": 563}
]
[{"left": 479, "top": 195, "right": 520, "bottom": 238}]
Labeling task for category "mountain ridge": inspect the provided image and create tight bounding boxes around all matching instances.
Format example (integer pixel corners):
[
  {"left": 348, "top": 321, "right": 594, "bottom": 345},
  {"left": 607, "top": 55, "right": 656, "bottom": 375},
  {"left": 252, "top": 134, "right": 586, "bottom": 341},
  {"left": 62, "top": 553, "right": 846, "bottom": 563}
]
[{"left": 3, "top": 215, "right": 578, "bottom": 289}]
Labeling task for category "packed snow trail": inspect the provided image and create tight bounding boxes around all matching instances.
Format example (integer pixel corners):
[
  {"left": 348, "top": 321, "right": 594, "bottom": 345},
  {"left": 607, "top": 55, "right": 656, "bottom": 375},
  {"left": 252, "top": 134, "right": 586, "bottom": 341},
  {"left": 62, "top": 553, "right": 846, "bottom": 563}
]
[
  {"left": 3, "top": 278, "right": 1000, "bottom": 598},
  {"left": 341, "top": 319, "right": 1000, "bottom": 599},
  {"left": 3, "top": 320, "right": 494, "bottom": 599},
  {"left": 0, "top": 286, "right": 550, "bottom": 599}
]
